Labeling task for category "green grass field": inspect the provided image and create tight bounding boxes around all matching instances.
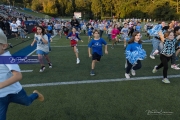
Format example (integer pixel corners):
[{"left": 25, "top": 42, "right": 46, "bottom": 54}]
[{"left": 6, "top": 31, "right": 180, "bottom": 120}]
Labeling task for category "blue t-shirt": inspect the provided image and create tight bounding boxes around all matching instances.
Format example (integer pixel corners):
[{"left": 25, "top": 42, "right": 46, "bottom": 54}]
[
  {"left": 47, "top": 25, "right": 52, "bottom": 31},
  {"left": 126, "top": 42, "right": 142, "bottom": 52},
  {"left": 135, "top": 25, "right": 141, "bottom": 32},
  {"left": 88, "top": 38, "right": 107, "bottom": 56},
  {"left": 87, "top": 27, "right": 93, "bottom": 36}
]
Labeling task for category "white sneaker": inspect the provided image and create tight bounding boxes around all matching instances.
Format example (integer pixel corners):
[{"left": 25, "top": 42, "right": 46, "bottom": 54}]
[
  {"left": 39, "top": 66, "right": 45, "bottom": 72},
  {"left": 152, "top": 66, "right": 158, "bottom": 73},
  {"left": 131, "top": 69, "right": 136, "bottom": 76},
  {"left": 150, "top": 55, "right": 155, "bottom": 59},
  {"left": 76, "top": 59, "right": 80, "bottom": 64},
  {"left": 162, "top": 78, "right": 170, "bottom": 83},
  {"left": 125, "top": 73, "right": 130, "bottom": 78},
  {"left": 171, "top": 64, "right": 180, "bottom": 70}
]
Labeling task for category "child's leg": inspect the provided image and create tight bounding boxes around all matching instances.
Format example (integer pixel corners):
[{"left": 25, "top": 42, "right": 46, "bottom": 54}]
[
  {"left": 88, "top": 36, "right": 90, "bottom": 42},
  {"left": 38, "top": 54, "right": 44, "bottom": 66},
  {"left": 0, "top": 96, "right": 9, "bottom": 120},
  {"left": 10, "top": 89, "right": 38, "bottom": 106},
  {"left": 91, "top": 60, "right": 97, "bottom": 70},
  {"left": 125, "top": 59, "right": 133, "bottom": 74},
  {"left": 73, "top": 46, "right": 79, "bottom": 59},
  {"left": 44, "top": 54, "right": 51, "bottom": 63},
  {"left": 132, "top": 60, "right": 142, "bottom": 70},
  {"left": 124, "top": 39, "right": 126, "bottom": 47}
]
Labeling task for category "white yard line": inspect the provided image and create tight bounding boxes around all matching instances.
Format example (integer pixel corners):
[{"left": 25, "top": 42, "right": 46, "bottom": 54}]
[
  {"left": 21, "top": 70, "right": 33, "bottom": 72},
  {"left": 22, "top": 74, "right": 180, "bottom": 88}
]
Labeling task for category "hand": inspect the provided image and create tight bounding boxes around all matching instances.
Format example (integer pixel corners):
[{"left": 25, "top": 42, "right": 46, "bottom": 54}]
[
  {"left": 89, "top": 54, "right": 92, "bottom": 57},
  {"left": 176, "top": 35, "right": 180, "bottom": 40},
  {"left": 31, "top": 43, "right": 34, "bottom": 46},
  {"left": 105, "top": 50, "right": 108, "bottom": 54},
  {"left": 158, "top": 30, "right": 163, "bottom": 37}
]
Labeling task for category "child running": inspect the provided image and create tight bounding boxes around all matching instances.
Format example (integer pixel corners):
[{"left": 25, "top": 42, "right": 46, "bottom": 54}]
[
  {"left": 125, "top": 31, "right": 146, "bottom": 78},
  {"left": 111, "top": 24, "right": 120, "bottom": 49},
  {"left": 88, "top": 30, "right": 108, "bottom": 76},
  {"left": 87, "top": 25, "right": 93, "bottom": 42},
  {"left": 31, "top": 26, "right": 52, "bottom": 72},
  {"left": 67, "top": 27, "right": 83, "bottom": 64},
  {"left": 0, "top": 29, "right": 44, "bottom": 120},
  {"left": 152, "top": 31, "right": 180, "bottom": 83}
]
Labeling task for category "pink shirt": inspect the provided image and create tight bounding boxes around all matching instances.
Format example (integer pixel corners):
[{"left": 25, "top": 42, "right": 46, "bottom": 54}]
[{"left": 111, "top": 29, "right": 120, "bottom": 39}]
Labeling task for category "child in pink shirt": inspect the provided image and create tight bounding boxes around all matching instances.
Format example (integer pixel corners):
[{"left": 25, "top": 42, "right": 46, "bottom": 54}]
[{"left": 111, "top": 24, "right": 120, "bottom": 49}]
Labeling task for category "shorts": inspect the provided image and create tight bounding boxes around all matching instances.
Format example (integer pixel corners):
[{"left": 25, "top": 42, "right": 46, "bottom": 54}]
[
  {"left": 70, "top": 40, "right": 77, "bottom": 47},
  {"left": 92, "top": 52, "right": 101, "bottom": 61},
  {"left": 55, "top": 29, "right": 61, "bottom": 32},
  {"left": 12, "top": 31, "right": 18, "bottom": 34},
  {"left": 36, "top": 50, "right": 49, "bottom": 55}
]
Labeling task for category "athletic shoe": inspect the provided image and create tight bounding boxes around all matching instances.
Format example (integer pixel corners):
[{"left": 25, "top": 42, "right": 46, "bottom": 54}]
[
  {"left": 76, "top": 59, "right": 80, "bottom": 64},
  {"left": 33, "top": 90, "right": 44, "bottom": 101},
  {"left": 131, "top": 69, "right": 136, "bottom": 76},
  {"left": 162, "top": 78, "right": 170, "bottom": 83},
  {"left": 171, "top": 64, "right": 180, "bottom": 70},
  {"left": 150, "top": 55, "right": 155, "bottom": 59},
  {"left": 39, "top": 66, "right": 45, "bottom": 72},
  {"left": 48, "top": 63, "right": 52, "bottom": 68},
  {"left": 90, "top": 70, "right": 95, "bottom": 76},
  {"left": 152, "top": 66, "right": 158, "bottom": 73},
  {"left": 125, "top": 73, "right": 130, "bottom": 78}
]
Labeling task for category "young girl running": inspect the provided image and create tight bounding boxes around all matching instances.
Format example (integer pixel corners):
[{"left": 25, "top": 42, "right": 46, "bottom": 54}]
[
  {"left": 67, "top": 27, "right": 83, "bottom": 64},
  {"left": 152, "top": 31, "right": 180, "bottom": 83},
  {"left": 88, "top": 30, "right": 108, "bottom": 76},
  {"left": 121, "top": 23, "right": 129, "bottom": 48},
  {"left": 125, "top": 31, "right": 146, "bottom": 78},
  {"left": 31, "top": 26, "right": 52, "bottom": 72},
  {"left": 111, "top": 24, "right": 120, "bottom": 49}
]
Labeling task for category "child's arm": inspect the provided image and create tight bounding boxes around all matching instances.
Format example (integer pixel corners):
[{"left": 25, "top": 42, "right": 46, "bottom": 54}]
[
  {"left": 76, "top": 33, "right": 83, "bottom": 42},
  {"left": 31, "top": 39, "right": 36, "bottom": 46},
  {"left": 88, "top": 47, "right": 92, "bottom": 57},
  {"left": 41, "top": 34, "right": 48, "bottom": 44},
  {"left": 0, "top": 70, "right": 22, "bottom": 89},
  {"left": 158, "top": 31, "right": 165, "bottom": 42},
  {"left": 104, "top": 45, "right": 108, "bottom": 54}
]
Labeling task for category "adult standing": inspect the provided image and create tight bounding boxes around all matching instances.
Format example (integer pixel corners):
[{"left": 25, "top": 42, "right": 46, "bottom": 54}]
[{"left": 70, "top": 16, "right": 80, "bottom": 30}]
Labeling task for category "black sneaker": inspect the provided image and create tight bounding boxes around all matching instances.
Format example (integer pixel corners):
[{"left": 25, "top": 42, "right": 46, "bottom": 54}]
[
  {"left": 90, "top": 70, "right": 95, "bottom": 76},
  {"left": 39, "top": 66, "right": 45, "bottom": 72},
  {"left": 48, "top": 63, "right": 52, "bottom": 68}
]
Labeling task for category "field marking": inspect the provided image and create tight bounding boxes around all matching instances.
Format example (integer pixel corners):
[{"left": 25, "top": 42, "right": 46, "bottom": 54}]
[
  {"left": 21, "top": 70, "right": 33, "bottom": 72},
  {"left": 22, "top": 74, "right": 180, "bottom": 88}
]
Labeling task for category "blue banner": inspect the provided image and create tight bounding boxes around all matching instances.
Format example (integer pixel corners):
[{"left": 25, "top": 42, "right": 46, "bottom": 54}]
[{"left": 0, "top": 56, "right": 39, "bottom": 64}]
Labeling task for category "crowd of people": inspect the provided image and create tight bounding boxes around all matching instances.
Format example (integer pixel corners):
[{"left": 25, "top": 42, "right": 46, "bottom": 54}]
[{"left": 1, "top": 5, "right": 180, "bottom": 119}]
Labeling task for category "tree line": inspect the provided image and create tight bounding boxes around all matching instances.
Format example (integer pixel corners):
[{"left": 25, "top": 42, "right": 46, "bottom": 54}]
[{"left": 1, "top": 0, "right": 180, "bottom": 20}]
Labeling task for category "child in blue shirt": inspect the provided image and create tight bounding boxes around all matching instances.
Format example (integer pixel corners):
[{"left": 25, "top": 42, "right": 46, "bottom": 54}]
[
  {"left": 0, "top": 29, "right": 44, "bottom": 120},
  {"left": 88, "top": 30, "right": 108, "bottom": 76},
  {"left": 125, "top": 31, "right": 146, "bottom": 78},
  {"left": 87, "top": 25, "right": 93, "bottom": 42}
]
